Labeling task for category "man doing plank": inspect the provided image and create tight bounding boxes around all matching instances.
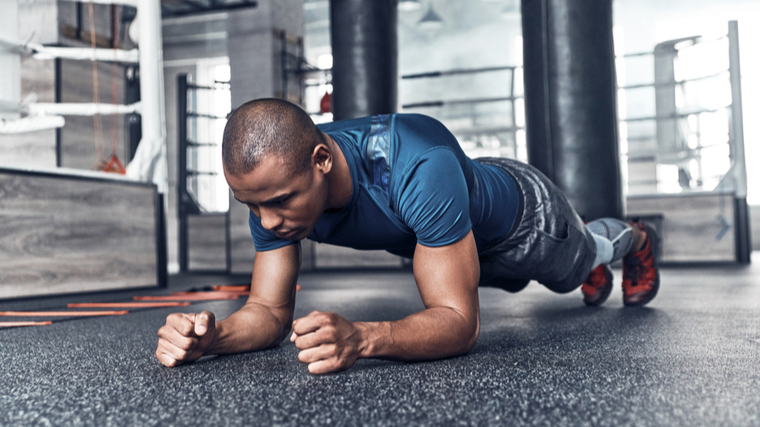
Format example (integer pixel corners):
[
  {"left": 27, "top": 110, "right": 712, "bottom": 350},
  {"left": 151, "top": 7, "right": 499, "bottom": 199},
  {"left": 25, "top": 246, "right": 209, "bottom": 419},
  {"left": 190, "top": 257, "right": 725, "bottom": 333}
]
[{"left": 156, "top": 99, "right": 660, "bottom": 374}]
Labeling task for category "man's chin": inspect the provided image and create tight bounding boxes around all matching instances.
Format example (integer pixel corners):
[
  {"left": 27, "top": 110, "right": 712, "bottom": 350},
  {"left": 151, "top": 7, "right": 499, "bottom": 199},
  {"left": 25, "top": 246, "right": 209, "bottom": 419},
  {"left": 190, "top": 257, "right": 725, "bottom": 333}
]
[
  {"left": 294, "top": 229, "right": 313, "bottom": 241},
  {"left": 281, "top": 228, "right": 311, "bottom": 241}
]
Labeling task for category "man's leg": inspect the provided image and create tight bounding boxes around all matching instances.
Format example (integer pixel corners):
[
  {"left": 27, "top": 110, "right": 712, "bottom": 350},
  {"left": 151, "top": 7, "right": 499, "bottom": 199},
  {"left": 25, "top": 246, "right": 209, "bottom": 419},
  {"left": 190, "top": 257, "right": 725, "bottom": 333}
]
[
  {"left": 474, "top": 157, "right": 661, "bottom": 307},
  {"left": 582, "top": 219, "right": 660, "bottom": 307},
  {"left": 581, "top": 218, "right": 633, "bottom": 306},
  {"left": 586, "top": 218, "right": 634, "bottom": 267},
  {"left": 475, "top": 157, "right": 597, "bottom": 295}
]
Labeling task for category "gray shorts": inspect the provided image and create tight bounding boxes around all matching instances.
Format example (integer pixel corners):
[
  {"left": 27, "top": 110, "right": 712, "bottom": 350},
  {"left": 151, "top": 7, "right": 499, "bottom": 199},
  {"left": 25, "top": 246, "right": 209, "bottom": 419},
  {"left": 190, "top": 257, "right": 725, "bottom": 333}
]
[{"left": 475, "top": 157, "right": 597, "bottom": 294}]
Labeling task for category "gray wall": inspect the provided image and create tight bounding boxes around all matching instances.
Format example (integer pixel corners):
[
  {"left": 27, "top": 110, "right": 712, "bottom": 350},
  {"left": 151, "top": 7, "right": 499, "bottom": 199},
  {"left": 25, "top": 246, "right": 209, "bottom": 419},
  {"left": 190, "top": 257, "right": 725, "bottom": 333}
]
[
  {"left": 162, "top": 11, "right": 231, "bottom": 272},
  {"left": 161, "top": 1, "right": 306, "bottom": 274},
  {"left": 226, "top": 0, "right": 304, "bottom": 274}
]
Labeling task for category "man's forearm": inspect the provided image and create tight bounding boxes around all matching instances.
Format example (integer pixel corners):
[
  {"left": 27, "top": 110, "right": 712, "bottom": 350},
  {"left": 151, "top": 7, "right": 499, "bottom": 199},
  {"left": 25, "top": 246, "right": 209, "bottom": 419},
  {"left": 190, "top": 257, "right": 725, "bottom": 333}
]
[
  {"left": 356, "top": 307, "right": 479, "bottom": 361},
  {"left": 208, "top": 303, "right": 291, "bottom": 355}
]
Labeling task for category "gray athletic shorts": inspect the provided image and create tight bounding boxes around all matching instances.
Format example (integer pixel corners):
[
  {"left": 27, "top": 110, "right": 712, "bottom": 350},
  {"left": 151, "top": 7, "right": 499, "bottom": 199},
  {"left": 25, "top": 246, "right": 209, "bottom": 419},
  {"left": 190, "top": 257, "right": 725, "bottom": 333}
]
[{"left": 474, "top": 157, "right": 597, "bottom": 294}]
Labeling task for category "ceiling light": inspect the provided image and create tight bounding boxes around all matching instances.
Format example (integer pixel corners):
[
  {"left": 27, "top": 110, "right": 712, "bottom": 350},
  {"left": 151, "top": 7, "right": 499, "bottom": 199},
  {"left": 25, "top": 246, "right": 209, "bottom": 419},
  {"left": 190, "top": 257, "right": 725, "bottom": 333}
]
[
  {"left": 417, "top": 3, "right": 444, "bottom": 30},
  {"left": 398, "top": 0, "right": 423, "bottom": 12}
]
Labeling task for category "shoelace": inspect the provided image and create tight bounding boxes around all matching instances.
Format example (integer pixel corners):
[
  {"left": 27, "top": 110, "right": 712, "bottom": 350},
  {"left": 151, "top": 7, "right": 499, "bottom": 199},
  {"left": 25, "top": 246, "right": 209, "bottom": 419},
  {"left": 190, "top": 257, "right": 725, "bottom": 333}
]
[{"left": 624, "top": 255, "right": 647, "bottom": 287}]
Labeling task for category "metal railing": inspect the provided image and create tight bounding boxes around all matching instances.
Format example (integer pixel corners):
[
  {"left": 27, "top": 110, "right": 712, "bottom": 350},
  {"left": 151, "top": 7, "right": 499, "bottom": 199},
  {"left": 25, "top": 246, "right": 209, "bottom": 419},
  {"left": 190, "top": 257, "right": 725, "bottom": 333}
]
[
  {"left": 177, "top": 73, "right": 231, "bottom": 273},
  {"left": 617, "top": 22, "right": 746, "bottom": 199},
  {"left": 617, "top": 21, "right": 750, "bottom": 263},
  {"left": 400, "top": 65, "right": 525, "bottom": 160}
]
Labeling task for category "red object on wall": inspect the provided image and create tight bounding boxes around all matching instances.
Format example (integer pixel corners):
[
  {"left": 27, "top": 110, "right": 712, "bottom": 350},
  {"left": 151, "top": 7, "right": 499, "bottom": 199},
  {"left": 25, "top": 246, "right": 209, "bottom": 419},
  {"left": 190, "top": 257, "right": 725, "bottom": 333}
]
[{"left": 320, "top": 92, "right": 331, "bottom": 114}]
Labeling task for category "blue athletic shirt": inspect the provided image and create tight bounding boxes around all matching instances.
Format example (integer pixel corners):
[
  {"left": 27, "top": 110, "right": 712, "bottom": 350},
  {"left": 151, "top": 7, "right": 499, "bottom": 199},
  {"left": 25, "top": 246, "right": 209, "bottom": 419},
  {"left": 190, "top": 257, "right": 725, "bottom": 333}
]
[{"left": 248, "top": 113, "right": 520, "bottom": 258}]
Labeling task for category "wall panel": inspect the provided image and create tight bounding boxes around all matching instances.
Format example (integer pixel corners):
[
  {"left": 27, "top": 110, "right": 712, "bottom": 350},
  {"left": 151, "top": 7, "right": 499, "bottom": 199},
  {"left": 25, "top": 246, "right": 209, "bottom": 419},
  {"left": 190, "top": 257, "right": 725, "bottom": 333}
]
[{"left": 0, "top": 168, "right": 160, "bottom": 299}]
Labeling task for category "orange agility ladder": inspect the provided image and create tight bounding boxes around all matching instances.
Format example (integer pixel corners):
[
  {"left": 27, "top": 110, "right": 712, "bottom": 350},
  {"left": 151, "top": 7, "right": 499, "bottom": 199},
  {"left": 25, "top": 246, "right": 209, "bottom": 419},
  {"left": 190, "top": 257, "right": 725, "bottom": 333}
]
[
  {"left": 0, "top": 321, "right": 53, "bottom": 328},
  {"left": 0, "top": 311, "right": 128, "bottom": 317},
  {"left": 68, "top": 302, "right": 191, "bottom": 308}
]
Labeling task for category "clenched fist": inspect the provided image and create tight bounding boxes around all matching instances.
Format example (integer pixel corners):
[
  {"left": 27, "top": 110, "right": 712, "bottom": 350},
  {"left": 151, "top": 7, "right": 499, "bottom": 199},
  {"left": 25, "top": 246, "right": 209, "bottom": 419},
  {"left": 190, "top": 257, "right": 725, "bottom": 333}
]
[
  {"left": 291, "top": 311, "right": 365, "bottom": 374},
  {"left": 156, "top": 311, "right": 217, "bottom": 367}
]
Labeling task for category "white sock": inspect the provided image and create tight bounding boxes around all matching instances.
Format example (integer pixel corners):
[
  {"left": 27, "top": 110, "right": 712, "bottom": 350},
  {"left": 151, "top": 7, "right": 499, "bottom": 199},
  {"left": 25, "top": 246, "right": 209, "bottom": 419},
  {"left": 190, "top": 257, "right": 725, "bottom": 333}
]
[
  {"left": 586, "top": 218, "right": 633, "bottom": 263},
  {"left": 591, "top": 233, "right": 613, "bottom": 269}
]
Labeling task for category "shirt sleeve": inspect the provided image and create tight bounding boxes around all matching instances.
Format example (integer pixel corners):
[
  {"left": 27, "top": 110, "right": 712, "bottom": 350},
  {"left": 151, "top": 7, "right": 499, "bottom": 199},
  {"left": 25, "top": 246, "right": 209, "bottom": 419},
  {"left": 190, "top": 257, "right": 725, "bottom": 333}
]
[
  {"left": 248, "top": 211, "right": 296, "bottom": 252},
  {"left": 396, "top": 147, "right": 472, "bottom": 247}
]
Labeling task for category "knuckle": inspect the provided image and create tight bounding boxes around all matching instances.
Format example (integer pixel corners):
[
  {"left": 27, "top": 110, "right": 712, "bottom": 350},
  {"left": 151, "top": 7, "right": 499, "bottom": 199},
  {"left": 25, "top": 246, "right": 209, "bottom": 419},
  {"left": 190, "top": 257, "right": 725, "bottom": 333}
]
[
  {"left": 337, "top": 357, "right": 350, "bottom": 370},
  {"left": 157, "top": 353, "right": 174, "bottom": 367},
  {"left": 320, "top": 344, "right": 335, "bottom": 357}
]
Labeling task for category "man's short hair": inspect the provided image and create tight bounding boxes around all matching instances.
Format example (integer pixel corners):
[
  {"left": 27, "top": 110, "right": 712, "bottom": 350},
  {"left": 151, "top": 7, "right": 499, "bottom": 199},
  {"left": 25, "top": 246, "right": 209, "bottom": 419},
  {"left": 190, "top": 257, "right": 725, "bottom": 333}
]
[{"left": 222, "top": 98, "right": 323, "bottom": 177}]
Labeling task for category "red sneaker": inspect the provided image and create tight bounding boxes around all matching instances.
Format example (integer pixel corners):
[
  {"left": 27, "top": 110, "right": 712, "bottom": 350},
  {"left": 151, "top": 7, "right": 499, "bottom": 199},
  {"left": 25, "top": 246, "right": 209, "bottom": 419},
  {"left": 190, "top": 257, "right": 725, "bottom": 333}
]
[
  {"left": 582, "top": 264, "right": 613, "bottom": 306},
  {"left": 622, "top": 222, "right": 660, "bottom": 307}
]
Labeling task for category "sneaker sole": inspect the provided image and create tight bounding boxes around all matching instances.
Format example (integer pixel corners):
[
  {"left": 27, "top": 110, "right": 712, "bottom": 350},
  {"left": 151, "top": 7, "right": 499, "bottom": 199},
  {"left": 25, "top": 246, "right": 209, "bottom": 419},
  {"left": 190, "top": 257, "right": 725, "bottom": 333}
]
[{"left": 624, "top": 222, "right": 660, "bottom": 307}]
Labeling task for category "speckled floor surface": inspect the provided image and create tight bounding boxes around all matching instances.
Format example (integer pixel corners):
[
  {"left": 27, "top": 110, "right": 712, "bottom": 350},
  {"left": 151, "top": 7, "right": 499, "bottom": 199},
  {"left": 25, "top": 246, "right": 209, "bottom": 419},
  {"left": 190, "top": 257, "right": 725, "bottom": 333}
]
[{"left": 2, "top": 264, "right": 759, "bottom": 426}]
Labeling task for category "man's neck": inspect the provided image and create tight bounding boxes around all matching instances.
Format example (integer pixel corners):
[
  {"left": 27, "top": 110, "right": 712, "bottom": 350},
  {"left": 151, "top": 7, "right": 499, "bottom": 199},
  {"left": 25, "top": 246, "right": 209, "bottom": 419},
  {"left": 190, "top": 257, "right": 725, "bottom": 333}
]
[{"left": 323, "top": 132, "right": 353, "bottom": 211}]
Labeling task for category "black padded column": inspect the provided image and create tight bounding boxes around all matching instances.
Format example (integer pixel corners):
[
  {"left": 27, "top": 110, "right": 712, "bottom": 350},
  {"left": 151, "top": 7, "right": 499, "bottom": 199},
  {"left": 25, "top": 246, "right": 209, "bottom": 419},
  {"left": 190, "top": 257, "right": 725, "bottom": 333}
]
[
  {"left": 330, "top": 0, "right": 397, "bottom": 120},
  {"left": 521, "top": 0, "right": 623, "bottom": 220}
]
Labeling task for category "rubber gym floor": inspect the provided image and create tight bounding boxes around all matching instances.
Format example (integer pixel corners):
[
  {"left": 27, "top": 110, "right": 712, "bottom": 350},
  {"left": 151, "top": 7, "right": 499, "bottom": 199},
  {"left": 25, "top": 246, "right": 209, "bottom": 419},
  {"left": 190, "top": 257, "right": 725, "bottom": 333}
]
[{"left": 2, "top": 263, "right": 759, "bottom": 426}]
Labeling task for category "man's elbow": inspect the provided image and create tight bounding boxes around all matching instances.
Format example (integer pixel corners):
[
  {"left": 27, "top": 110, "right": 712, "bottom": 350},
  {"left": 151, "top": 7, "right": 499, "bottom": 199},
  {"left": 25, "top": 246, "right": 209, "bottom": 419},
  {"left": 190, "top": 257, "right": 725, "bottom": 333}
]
[
  {"left": 262, "top": 311, "right": 293, "bottom": 349},
  {"left": 454, "top": 317, "right": 480, "bottom": 356}
]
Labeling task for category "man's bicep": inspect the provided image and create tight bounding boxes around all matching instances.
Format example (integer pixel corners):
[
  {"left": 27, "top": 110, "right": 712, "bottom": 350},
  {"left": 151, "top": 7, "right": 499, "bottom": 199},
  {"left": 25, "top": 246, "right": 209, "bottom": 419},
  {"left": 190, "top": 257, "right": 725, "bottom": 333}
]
[
  {"left": 246, "top": 243, "right": 301, "bottom": 324},
  {"left": 412, "top": 231, "right": 480, "bottom": 322}
]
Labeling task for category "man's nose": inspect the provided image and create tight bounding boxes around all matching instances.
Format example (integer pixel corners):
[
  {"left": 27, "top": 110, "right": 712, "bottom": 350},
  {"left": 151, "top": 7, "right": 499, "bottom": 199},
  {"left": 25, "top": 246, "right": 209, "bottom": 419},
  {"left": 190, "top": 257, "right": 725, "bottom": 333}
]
[{"left": 260, "top": 208, "right": 284, "bottom": 231}]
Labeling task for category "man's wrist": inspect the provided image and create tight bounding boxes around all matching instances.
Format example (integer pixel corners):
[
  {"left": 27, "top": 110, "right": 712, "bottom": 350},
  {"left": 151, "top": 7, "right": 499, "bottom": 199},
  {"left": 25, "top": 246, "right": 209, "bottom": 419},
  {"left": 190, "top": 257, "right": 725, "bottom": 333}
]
[
  {"left": 354, "top": 321, "right": 390, "bottom": 359},
  {"left": 204, "top": 320, "right": 224, "bottom": 355}
]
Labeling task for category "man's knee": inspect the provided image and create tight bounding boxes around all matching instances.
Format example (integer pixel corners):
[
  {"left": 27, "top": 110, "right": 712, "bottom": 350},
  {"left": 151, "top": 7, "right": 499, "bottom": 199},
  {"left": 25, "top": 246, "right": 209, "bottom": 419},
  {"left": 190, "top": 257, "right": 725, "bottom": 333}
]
[
  {"left": 479, "top": 276, "right": 530, "bottom": 293},
  {"left": 542, "top": 279, "right": 581, "bottom": 294}
]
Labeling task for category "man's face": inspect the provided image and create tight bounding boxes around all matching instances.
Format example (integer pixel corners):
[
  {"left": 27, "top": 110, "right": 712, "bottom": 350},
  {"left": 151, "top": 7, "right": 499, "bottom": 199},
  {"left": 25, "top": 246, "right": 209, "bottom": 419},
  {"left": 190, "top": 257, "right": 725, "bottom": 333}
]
[{"left": 225, "top": 153, "right": 328, "bottom": 241}]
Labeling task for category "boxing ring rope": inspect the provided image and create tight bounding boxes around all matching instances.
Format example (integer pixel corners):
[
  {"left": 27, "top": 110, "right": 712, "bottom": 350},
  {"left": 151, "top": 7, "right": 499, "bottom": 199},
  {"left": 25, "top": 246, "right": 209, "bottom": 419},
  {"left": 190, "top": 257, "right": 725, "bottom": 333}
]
[
  {"left": 616, "top": 23, "right": 746, "bottom": 199},
  {"left": 0, "top": 37, "right": 139, "bottom": 64},
  {"left": 0, "top": 0, "right": 167, "bottom": 194},
  {"left": 0, "top": 115, "right": 65, "bottom": 134},
  {"left": 26, "top": 102, "right": 141, "bottom": 117},
  {"left": 59, "top": 0, "right": 139, "bottom": 6}
]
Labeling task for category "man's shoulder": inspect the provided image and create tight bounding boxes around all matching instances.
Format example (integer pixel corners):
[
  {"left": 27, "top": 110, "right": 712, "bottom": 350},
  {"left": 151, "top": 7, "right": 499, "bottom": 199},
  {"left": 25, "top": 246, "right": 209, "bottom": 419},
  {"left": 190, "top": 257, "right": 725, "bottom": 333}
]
[
  {"left": 317, "top": 114, "right": 440, "bottom": 133},
  {"left": 317, "top": 115, "right": 375, "bottom": 133}
]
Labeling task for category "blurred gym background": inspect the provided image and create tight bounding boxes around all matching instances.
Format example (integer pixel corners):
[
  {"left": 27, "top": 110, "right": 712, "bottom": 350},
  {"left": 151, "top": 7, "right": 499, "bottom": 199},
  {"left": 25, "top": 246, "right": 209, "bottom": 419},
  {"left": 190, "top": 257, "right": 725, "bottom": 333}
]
[{"left": 1, "top": 0, "right": 758, "bottom": 297}]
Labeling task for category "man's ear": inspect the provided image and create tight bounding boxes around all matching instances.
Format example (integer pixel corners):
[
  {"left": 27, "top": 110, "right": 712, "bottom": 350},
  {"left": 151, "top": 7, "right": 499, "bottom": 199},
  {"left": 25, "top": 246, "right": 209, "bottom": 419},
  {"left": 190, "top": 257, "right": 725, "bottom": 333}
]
[{"left": 312, "top": 143, "right": 333, "bottom": 174}]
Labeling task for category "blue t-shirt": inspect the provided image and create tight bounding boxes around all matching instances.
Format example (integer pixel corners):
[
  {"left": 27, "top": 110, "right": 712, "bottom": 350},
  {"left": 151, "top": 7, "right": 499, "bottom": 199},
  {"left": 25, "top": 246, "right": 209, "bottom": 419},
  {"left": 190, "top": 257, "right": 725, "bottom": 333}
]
[{"left": 249, "top": 114, "right": 520, "bottom": 258}]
